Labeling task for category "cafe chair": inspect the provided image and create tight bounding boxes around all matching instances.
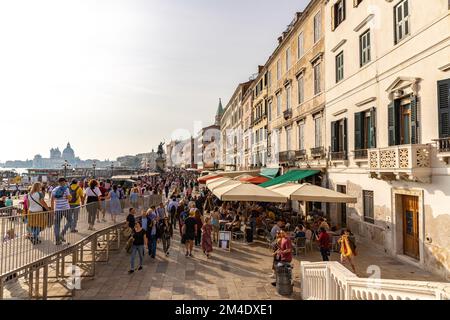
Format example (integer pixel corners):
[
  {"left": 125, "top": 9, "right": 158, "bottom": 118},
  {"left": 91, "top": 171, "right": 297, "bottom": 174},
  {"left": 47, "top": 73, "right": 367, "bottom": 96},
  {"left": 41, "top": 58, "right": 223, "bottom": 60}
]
[{"left": 294, "top": 237, "right": 307, "bottom": 256}]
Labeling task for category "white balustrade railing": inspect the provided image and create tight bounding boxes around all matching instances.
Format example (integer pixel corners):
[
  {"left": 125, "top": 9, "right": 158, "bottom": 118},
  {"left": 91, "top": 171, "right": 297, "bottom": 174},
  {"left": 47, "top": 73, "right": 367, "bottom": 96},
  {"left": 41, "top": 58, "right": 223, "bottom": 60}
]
[{"left": 300, "top": 261, "right": 450, "bottom": 300}]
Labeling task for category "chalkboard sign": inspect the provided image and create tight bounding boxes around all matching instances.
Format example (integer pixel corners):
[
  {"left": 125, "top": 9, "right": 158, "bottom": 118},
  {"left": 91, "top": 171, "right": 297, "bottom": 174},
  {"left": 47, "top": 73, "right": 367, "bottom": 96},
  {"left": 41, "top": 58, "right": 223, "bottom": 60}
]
[{"left": 218, "top": 231, "right": 231, "bottom": 251}]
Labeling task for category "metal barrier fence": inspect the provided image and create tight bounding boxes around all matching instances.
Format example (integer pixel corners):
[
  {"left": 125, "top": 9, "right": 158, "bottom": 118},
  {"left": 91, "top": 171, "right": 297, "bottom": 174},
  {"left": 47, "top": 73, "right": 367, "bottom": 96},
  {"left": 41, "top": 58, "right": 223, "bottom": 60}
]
[{"left": 0, "top": 194, "right": 163, "bottom": 278}]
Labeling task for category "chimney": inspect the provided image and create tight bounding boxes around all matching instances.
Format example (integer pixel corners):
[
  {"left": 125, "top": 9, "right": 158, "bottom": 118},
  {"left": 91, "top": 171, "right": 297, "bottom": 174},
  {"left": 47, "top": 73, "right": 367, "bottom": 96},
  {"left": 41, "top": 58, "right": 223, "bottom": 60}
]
[
  {"left": 258, "top": 65, "right": 264, "bottom": 73},
  {"left": 296, "top": 12, "right": 302, "bottom": 20},
  {"left": 278, "top": 36, "right": 283, "bottom": 44}
]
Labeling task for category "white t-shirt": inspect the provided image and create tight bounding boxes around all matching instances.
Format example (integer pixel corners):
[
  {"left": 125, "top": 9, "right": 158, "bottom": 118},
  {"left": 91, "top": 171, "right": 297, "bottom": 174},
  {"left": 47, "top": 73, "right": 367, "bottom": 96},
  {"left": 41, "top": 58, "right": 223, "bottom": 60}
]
[
  {"left": 28, "top": 192, "right": 45, "bottom": 212},
  {"left": 85, "top": 187, "right": 102, "bottom": 198}
]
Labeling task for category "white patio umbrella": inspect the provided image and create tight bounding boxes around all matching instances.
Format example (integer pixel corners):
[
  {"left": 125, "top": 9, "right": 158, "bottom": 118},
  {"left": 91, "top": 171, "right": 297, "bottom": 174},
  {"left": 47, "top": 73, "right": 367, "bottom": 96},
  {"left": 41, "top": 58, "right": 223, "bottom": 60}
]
[
  {"left": 206, "top": 177, "right": 234, "bottom": 191},
  {"left": 213, "top": 182, "right": 288, "bottom": 203},
  {"left": 268, "top": 183, "right": 357, "bottom": 203}
]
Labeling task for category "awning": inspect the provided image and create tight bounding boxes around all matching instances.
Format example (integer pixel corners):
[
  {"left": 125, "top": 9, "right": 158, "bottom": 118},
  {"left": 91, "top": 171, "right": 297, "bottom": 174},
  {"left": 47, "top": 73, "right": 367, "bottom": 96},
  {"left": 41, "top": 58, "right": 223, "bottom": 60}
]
[
  {"left": 212, "top": 182, "right": 288, "bottom": 203},
  {"left": 259, "top": 170, "right": 320, "bottom": 188},
  {"left": 268, "top": 183, "right": 357, "bottom": 203},
  {"left": 206, "top": 177, "right": 235, "bottom": 190},
  {"left": 240, "top": 175, "right": 270, "bottom": 185},
  {"left": 260, "top": 167, "right": 280, "bottom": 179},
  {"left": 198, "top": 174, "right": 222, "bottom": 184}
]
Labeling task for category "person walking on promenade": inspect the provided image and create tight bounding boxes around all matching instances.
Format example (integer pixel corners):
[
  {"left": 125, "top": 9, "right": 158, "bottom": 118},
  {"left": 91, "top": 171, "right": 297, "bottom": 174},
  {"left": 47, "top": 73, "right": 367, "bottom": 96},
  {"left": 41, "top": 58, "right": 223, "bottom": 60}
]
[
  {"left": 27, "top": 182, "right": 51, "bottom": 244},
  {"left": 210, "top": 207, "right": 220, "bottom": 243},
  {"left": 158, "top": 216, "right": 172, "bottom": 256},
  {"left": 97, "top": 181, "right": 108, "bottom": 223},
  {"left": 317, "top": 227, "right": 331, "bottom": 261},
  {"left": 201, "top": 216, "right": 213, "bottom": 258},
  {"left": 85, "top": 180, "right": 102, "bottom": 231},
  {"left": 69, "top": 179, "right": 84, "bottom": 233},
  {"left": 194, "top": 208, "right": 203, "bottom": 247},
  {"left": 146, "top": 207, "right": 158, "bottom": 259},
  {"left": 182, "top": 210, "right": 197, "bottom": 257},
  {"left": 338, "top": 229, "right": 357, "bottom": 273},
  {"left": 51, "top": 178, "right": 72, "bottom": 245},
  {"left": 106, "top": 185, "right": 122, "bottom": 223},
  {"left": 156, "top": 202, "right": 166, "bottom": 219},
  {"left": 128, "top": 221, "right": 147, "bottom": 274},
  {"left": 130, "top": 184, "right": 140, "bottom": 209}
]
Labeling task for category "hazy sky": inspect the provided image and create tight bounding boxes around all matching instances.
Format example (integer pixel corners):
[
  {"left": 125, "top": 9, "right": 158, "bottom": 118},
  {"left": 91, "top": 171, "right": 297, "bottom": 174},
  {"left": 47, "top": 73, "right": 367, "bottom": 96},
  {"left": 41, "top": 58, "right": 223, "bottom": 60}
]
[{"left": 0, "top": 0, "right": 307, "bottom": 162}]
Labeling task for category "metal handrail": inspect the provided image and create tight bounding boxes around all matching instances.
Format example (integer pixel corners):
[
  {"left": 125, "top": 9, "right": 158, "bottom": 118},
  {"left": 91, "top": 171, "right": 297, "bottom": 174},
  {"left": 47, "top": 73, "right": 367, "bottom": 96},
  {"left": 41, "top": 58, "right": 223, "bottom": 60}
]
[{"left": 0, "top": 194, "right": 162, "bottom": 277}]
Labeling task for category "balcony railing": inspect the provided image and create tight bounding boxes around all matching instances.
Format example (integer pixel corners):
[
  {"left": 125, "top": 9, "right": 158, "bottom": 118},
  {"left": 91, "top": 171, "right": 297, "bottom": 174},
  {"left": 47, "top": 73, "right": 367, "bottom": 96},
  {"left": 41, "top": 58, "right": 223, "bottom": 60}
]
[
  {"left": 354, "top": 149, "right": 368, "bottom": 160},
  {"left": 436, "top": 137, "right": 450, "bottom": 152},
  {"left": 279, "top": 150, "right": 296, "bottom": 163},
  {"left": 295, "top": 149, "right": 307, "bottom": 160},
  {"left": 283, "top": 109, "right": 293, "bottom": 120},
  {"left": 310, "top": 146, "right": 325, "bottom": 159},
  {"left": 330, "top": 151, "right": 347, "bottom": 161},
  {"left": 368, "top": 144, "right": 431, "bottom": 183}
]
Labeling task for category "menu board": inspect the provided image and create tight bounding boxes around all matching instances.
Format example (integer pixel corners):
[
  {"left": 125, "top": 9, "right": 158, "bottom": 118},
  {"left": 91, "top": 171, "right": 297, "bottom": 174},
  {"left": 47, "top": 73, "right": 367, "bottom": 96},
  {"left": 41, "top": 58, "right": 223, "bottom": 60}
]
[{"left": 218, "top": 231, "right": 231, "bottom": 251}]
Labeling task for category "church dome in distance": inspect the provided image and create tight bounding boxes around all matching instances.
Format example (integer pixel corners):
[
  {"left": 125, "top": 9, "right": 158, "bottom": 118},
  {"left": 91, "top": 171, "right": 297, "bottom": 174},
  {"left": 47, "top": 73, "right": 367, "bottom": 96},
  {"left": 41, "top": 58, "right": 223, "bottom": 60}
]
[{"left": 62, "top": 142, "right": 75, "bottom": 160}]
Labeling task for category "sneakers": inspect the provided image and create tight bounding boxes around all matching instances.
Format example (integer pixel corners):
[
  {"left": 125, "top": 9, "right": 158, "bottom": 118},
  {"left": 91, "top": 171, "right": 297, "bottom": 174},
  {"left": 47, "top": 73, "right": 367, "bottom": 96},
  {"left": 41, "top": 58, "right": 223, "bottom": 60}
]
[
  {"left": 128, "top": 270, "right": 134, "bottom": 274},
  {"left": 137, "top": 266, "right": 143, "bottom": 271}
]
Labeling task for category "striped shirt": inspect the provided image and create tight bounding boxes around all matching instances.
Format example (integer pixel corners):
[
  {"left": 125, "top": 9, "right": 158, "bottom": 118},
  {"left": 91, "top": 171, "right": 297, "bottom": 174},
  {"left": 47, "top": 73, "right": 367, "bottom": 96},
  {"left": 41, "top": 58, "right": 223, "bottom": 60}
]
[{"left": 52, "top": 186, "right": 71, "bottom": 211}]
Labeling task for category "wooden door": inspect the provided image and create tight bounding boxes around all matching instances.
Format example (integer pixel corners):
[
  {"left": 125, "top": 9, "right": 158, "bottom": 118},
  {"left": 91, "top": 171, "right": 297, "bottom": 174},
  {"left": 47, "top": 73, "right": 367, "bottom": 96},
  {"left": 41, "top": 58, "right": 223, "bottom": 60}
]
[{"left": 402, "top": 195, "right": 419, "bottom": 259}]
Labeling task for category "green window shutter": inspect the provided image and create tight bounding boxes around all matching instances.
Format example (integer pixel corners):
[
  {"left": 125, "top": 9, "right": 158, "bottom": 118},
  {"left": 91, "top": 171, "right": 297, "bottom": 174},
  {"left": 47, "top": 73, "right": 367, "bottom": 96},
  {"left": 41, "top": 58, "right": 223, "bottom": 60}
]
[
  {"left": 388, "top": 101, "right": 398, "bottom": 146},
  {"left": 331, "top": 121, "right": 337, "bottom": 152},
  {"left": 343, "top": 118, "right": 348, "bottom": 159},
  {"left": 369, "top": 108, "right": 377, "bottom": 148},
  {"left": 410, "top": 95, "right": 418, "bottom": 144},
  {"left": 438, "top": 79, "right": 450, "bottom": 138},
  {"left": 354, "top": 112, "right": 363, "bottom": 150}
]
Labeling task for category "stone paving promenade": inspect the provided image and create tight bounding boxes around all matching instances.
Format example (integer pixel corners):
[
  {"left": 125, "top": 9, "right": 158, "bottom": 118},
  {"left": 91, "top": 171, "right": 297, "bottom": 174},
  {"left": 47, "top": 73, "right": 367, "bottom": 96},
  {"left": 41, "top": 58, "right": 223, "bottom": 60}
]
[{"left": 69, "top": 233, "right": 445, "bottom": 300}]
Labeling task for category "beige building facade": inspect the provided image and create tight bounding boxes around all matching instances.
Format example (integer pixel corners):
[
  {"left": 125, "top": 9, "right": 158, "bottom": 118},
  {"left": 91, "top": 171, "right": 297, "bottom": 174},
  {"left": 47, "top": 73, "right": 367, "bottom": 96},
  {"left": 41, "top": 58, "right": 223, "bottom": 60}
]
[
  {"left": 266, "top": 0, "right": 327, "bottom": 173},
  {"left": 324, "top": 0, "right": 450, "bottom": 279}
]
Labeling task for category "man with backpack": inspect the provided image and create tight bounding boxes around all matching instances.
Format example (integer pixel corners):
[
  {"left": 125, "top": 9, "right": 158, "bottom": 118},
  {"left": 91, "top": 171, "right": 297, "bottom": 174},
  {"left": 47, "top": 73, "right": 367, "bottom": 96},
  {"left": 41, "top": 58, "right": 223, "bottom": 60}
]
[
  {"left": 168, "top": 197, "right": 178, "bottom": 228},
  {"left": 69, "top": 179, "right": 85, "bottom": 233},
  {"left": 51, "top": 178, "right": 72, "bottom": 245}
]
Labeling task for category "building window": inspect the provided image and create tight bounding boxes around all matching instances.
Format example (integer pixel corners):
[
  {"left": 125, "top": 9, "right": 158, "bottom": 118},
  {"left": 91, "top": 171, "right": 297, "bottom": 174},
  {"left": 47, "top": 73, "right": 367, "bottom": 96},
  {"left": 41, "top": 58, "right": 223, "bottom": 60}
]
[
  {"left": 331, "top": 118, "right": 348, "bottom": 160},
  {"left": 388, "top": 95, "right": 418, "bottom": 146},
  {"left": 277, "top": 59, "right": 282, "bottom": 80},
  {"left": 394, "top": 0, "right": 410, "bottom": 44},
  {"left": 354, "top": 108, "right": 376, "bottom": 154},
  {"left": 286, "top": 47, "right": 291, "bottom": 71},
  {"left": 276, "top": 93, "right": 282, "bottom": 116},
  {"left": 297, "top": 75, "right": 304, "bottom": 104},
  {"left": 359, "top": 29, "right": 371, "bottom": 67},
  {"left": 286, "top": 126, "right": 292, "bottom": 151},
  {"left": 314, "top": 116, "right": 322, "bottom": 147},
  {"left": 314, "top": 11, "right": 321, "bottom": 43},
  {"left": 438, "top": 79, "right": 450, "bottom": 138},
  {"left": 298, "top": 32, "right": 304, "bottom": 59},
  {"left": 286, "top": 86, "right": 291, "bottom": 110},
  {"left": 298, "top": 122, "right": 305, "bottom": 150},
  {"left": 333, "top": 0, "right": 346, "bottom": 30},
  {"left": 363, "top": 190, "right": 374, "bottom": 224},
  {"left": 313, "top": 62, "right": 321, "bottom": 95},
  {"left": 268, "top": 100, "right": 272, "bottom": 122},
  {"left": 268, "top": 71, "right": 272, "bottom": 88},
  {"left": 335, "top": 51, "right": 344, "bottom": 83}
]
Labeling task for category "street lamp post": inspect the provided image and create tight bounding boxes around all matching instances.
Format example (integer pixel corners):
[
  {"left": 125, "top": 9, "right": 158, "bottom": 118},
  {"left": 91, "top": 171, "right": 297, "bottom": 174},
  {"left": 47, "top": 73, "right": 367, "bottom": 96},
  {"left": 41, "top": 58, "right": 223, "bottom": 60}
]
[
  {"left": 62, "top": 160, "right": 71, "bottom": 179},
  {"left": 110, "top": 163, "right": 114, "bottom": 178},
  {"left": 92, "top": 161, "right": 97, "bottom": 179}
]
